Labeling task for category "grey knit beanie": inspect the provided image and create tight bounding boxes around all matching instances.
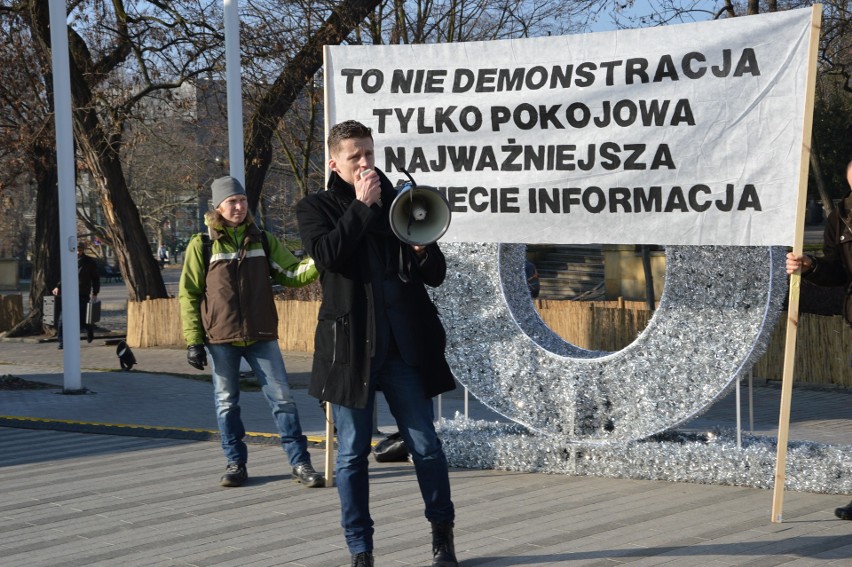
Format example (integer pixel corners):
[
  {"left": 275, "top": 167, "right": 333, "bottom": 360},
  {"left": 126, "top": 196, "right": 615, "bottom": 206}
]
[{"left": 211, "top": 176, "right": 246, "bottom": 208}]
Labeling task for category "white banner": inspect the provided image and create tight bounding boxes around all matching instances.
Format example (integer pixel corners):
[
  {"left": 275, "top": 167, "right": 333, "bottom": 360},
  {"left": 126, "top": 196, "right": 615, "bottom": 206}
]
[{"left": 325, "top": 8, "right": 817, "bottom": 246}]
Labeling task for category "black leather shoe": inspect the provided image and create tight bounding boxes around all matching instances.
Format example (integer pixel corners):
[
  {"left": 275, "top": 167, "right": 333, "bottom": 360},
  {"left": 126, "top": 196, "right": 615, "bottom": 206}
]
[
  {"left": 219, "top": 462, "right": 247, "bottom": 487},
  {"left": 835, "top": 500, "right": 852, "bottom": 520},
  {"left": 292, "top": 462, "right": 325, "bottom": 488},
  {"left": 86, "top": 326, "right": 94, "bottom": 343},
  {"left": 431, "top": 522, "right": 458, "bottom": 567},
  {"left": 351, "top": 551, "right": 374, "bottom": 567}
]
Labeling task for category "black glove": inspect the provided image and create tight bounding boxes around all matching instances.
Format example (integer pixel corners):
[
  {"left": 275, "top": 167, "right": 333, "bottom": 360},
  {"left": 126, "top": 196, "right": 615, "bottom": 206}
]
[{"left": 187, "top": 344, "right": 207, "bottom": 370}]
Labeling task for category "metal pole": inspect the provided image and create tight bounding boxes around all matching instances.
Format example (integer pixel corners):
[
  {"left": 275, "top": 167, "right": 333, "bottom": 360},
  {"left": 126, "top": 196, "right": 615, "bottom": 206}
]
[
  {"left": 49, "top": 0, "right": 82, "bottom": 392},
  {"left": 223, "top": 0, "right": 245, "bottom": 183},
  {"left": 735, "top": 374, "right": 742, "bottom": 450},
  {"left": 749, "top": 368, "right": 755, "bottom": 433},
  {"left": 464, "top": 387, "right": 469, "bottom": 419}
]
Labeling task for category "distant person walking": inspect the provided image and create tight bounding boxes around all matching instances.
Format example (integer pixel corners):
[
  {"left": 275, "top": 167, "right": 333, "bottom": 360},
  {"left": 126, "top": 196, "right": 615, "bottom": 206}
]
[
  {"left": 179, "top": 176, "right": 324, "bottom": 489},
  {"left": 52, "top": 245, "right": 100, "bottom": 348},
  {"left": 157, "top": 244, "right": 169, "bottom": 269}
]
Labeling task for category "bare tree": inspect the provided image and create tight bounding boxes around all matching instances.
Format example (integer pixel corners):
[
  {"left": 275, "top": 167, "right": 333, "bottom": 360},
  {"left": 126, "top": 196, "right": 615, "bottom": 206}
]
[
  {"left": 609, "top": 0, "right": 852, "bottom": 213},
  {"left": 17, "top": 0, "right": 829, "bottom": 318},
  {"left": 0, "top": 12, "right": 60, "bottom": 335},
  {"left": 121, "top": 93, "right": 221, "bottom": 255},
  {"left": 240, "top": 0, "right": 599, "bottom": 219},
  {"left": 242, "top": 0, "right": 384, "bottom": 210},
  {"left": 806, "top": 0, "right": 851, "bottom": 212},
  {"left": 0, "top": 0, "right": 228, "bottom": 302}
]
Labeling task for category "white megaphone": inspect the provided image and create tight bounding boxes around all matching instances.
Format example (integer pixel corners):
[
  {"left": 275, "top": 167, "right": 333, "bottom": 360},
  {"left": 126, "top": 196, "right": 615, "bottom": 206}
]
[{"left": 386, "top": 169, "right": 452, "bottom": 246}]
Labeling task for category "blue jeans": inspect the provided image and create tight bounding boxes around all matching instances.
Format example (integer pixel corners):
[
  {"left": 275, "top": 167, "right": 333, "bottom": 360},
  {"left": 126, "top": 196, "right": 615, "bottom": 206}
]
[
  {"left": 333, "top": 352, "right": 455, "bottom": 554},
  {"left": 207, "top": 340, "right": 311, "bottom": 467}
]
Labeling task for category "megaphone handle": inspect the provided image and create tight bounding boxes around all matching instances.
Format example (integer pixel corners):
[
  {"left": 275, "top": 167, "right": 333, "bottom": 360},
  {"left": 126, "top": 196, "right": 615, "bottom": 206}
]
[{"left": 406, "top": 189, "right": 415, "bottom": 235}]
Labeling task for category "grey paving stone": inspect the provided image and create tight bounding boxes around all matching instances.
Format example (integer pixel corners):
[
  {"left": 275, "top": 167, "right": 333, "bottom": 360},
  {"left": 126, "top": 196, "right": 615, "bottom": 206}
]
[{"left": 2, "top": 335, "right": 852, "bottom": 566}]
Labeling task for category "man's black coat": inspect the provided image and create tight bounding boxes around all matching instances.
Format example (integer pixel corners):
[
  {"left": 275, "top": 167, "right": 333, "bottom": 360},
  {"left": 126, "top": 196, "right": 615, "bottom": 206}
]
[{"left": 296, "top": 169, "right": 456, "bottom": 409}]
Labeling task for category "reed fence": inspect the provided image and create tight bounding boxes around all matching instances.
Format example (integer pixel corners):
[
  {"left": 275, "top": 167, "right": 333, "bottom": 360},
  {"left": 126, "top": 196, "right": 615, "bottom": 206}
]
[
  {"left": 127, "top": 298, "right": 851, "bottom": 388},
  {"left": 751, "top": 312, "right": 852, "bottom": 388},
  {"left": 535, "top": 298, "right": 653, "bottom": 353},
  {"left": 127, "top": 299, "right": 320, "bottom": 352}
]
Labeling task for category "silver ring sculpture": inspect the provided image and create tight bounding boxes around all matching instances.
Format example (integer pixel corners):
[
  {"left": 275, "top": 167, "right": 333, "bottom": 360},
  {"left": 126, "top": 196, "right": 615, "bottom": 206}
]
[{"left": 435, "top": 243, "right": 787, "bottom": 443}]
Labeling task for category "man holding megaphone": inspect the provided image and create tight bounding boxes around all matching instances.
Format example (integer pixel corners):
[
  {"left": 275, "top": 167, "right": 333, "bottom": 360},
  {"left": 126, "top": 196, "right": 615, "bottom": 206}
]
[{"left": 296, "top": 120, "right": 458, "bottom": 567}]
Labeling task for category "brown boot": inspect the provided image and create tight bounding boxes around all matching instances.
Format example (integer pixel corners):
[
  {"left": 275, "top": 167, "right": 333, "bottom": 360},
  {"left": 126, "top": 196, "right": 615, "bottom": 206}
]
[{"left": 431, "top": 522, "right": 458, "bottom": 567}]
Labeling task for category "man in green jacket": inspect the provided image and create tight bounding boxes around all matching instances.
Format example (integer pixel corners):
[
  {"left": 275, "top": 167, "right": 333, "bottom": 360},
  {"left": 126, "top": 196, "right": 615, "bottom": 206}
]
[{"left": 179, "top": 176, "right": 324, "bottom": 488}]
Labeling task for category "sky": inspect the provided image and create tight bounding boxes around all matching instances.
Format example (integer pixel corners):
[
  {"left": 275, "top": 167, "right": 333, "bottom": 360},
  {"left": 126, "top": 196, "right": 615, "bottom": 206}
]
[{"left": 587, "top": 0, "right": 718, "bottom": 33}]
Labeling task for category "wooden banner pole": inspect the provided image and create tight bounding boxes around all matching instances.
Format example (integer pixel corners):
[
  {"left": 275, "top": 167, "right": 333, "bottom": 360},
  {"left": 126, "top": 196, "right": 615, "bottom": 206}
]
[
  {"left": 770, "top": 4, "right": 822, "bottom": 523},
  {"left": 321, "top": 46, "right": 336, "bottom": 487},
  {"left": 325, "top": 402, "right": 335, "bottom": 487}
]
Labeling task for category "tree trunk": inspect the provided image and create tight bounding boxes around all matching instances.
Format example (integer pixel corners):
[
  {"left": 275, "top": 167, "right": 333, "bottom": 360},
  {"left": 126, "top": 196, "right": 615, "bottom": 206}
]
[
  {"left": 5, "top": 4, "right": 62, "bottom": 337},
  {"left": 4, "top": 142, "right": 61, "bottom": 337},
  {"left": 810, "top": 136, "right": 834, "bottom": 216},
  {"left": 28, "top": 0, "right": 167, "bottom": 302},
  {"left": 71, "top": 102, "right": 168, "bottom": 301},
  {"left": 747, "top": 0, "right": 760, "bottom": 16},
  {"left": 640, "top": 245, "right": 655, "bottom": 312},
  {"left": 243, "top": 0, "right": 382, "bottom": 208}
]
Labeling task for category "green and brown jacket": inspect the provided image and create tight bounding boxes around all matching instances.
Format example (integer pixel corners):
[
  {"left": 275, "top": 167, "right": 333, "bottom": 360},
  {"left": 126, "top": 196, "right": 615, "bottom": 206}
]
[{"left": 179, "top": 210, "right": 318, "bottom": 346}]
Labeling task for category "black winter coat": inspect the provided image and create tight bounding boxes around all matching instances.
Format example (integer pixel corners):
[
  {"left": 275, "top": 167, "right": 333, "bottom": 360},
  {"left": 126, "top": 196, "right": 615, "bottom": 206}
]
[
  {"left": 805, "top": 192, "right": 852, "bottom": 326},
  {"left": 56, "top": 254, "right": 100, "bottom": 298},
  {"left": 295, "top": 169, "right": 455, "bottom": 409}
]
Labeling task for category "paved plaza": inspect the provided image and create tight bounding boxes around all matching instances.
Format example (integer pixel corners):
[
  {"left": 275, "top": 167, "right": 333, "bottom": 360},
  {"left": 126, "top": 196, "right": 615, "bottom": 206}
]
[{"left": 2, "top": 303, "right": 852, "bottom": 565}]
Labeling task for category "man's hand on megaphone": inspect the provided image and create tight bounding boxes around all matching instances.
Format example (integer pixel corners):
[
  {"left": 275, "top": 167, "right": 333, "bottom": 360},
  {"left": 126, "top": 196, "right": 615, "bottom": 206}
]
[
  {"left": 411, "top": 245, "right": 429, "bottom": 263},
  {"left": 356, "top": 168, "right": 382, "bottom": 207}
]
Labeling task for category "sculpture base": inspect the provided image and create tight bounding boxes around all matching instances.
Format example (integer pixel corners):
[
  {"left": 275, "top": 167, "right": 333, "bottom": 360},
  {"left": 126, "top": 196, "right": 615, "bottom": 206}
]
[{"left": 438, "top": 416, "right": 852, "bottom": 495}]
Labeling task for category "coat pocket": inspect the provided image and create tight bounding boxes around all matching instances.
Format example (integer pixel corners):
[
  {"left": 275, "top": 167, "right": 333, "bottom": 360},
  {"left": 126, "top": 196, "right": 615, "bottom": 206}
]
[{"left": 316, "top": 314, "right": 351, "bottom": 365}]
